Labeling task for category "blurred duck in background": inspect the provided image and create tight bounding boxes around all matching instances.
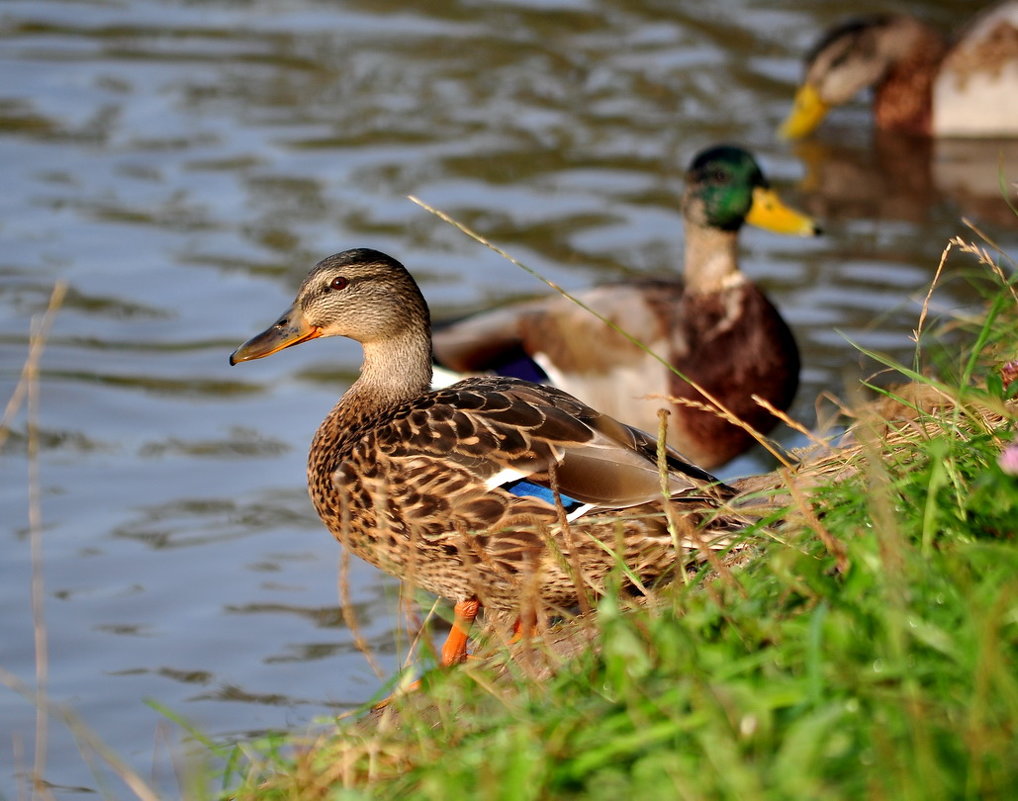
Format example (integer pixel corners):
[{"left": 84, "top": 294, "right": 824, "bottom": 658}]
[
  {"left": 780, "top": 2, "right": 1018, "bottom": 139},
  {"left": 432, "top": 146, "right": 821, "bottom": 470}
]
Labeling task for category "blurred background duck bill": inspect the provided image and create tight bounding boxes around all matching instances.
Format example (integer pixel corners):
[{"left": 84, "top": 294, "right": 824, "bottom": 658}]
[
  {"left": 746, "top": 187, "right": 822, "bottom": 236},
  {"left": 783, "top": 4, "right": 1018, "bottom": 138},
  {"left": 779, "top": 84, "right": 829, "bottom": 140}
]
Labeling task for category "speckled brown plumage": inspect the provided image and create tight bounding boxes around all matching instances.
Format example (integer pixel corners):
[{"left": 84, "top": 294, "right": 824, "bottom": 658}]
[
  {"left": 231, "top": 248, "right": 748, "bottom": 622},
  {"left": 872, "top": 20, "right": 945, "bottom": 136},
  {"left": 309, "top": 375, "right": 743, "bottom": 611}
]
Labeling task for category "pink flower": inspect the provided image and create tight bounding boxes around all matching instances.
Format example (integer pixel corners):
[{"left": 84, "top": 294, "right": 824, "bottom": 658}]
[
  {"left": 999, "top": 439, "right": 1018, "bottom": 476},
  {"left": 1002, "top": 359, "right": 1018, "bottom": 391}
]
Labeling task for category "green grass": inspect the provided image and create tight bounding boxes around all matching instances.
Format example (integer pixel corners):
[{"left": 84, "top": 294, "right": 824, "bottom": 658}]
[{"left": 218, "top": 238, "right": 1018, "bottom": 801}]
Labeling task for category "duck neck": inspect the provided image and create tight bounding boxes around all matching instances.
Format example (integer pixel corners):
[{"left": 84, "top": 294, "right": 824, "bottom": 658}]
[
  {"left": 875, "top": 19, "right": 947, "bottom": 135},
  {"left": 342, "top": 329, "right": 434, "bottom": 421},
  {"left": 310, "top": 327, "right": 433, "bottom": 478},
  {"left": 682, "top": 222, "right": 743, "bottom": 294}
]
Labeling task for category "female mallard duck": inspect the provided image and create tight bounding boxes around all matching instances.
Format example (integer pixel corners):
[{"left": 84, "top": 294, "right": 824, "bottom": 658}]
[
  {"left": 230, "top": 248, "right": 748, "bottom": 666},
  {"left": 431, "top": 145, "right": 820, "bottom": 470},
  {"left": 780, "top": 2, "right": 1018, "bottom": 138}
]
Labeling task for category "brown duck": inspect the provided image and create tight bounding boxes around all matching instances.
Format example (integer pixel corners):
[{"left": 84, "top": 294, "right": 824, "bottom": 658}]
[
  {"left": 432, "top": 145, "right": 820, "bottom": 469},
  {"left": 230, "top": 248, "right": 750, "bottom": 666},
  {"left": 780, "top": 3, "right": 1018, "bottom": 138}
]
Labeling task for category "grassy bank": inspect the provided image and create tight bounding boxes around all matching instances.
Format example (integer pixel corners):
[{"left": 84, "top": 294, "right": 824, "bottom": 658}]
[{"left": 219, "top": 233, "right": 1018, "bottom": 801}]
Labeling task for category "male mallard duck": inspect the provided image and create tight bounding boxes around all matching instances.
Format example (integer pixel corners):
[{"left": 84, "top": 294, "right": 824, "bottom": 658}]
[
  {"left": 780, "top": 2, "right": 1018, "bottom": 139},
  {"left": 230, "top": 248, "right": 748, "bottom": 666},
  {"left": 432, "top": 145, "right": 820, "bottom": 470}
]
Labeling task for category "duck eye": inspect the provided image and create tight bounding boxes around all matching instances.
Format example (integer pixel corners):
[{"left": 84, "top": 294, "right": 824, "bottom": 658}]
[{"left": 329, "top": 276, "right": 349, "bottom": 291}]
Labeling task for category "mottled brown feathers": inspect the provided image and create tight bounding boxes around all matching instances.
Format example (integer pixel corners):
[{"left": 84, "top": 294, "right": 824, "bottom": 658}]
[
  {"left": 234, "top": 248, "right": 750, "bottom": 619},
  {"left": 309, "top": 374, "right": 739, "bottom": 612}
]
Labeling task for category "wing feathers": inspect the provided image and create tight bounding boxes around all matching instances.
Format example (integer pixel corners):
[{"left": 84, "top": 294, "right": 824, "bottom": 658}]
[{"left": 361, "top": 376, "right": 725, "bottom": 518}]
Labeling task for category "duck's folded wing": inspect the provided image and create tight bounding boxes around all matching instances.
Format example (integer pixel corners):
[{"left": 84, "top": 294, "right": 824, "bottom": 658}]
[
  {"left": 377, "top": 378, "right": 727, "bottom": 510},
  {"left": 432, "top": 283, "right": 685, "bottom": 377},
  {"left": 431, "top": 300, "right": 544, "bottom": 373}
]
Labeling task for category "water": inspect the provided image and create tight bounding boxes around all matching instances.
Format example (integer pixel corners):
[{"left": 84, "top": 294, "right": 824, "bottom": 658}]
[{"left": 1, "top": 0, "right": 1015, "bottom": 796}]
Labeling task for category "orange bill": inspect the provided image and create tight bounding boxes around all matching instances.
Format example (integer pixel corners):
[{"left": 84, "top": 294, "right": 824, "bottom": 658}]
[{"left": 229, "top": 303, "right": 321, "bottom": 364}]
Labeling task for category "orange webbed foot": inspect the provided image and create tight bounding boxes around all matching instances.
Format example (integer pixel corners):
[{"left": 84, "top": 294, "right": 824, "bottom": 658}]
[{"left": 371, "top": 597, "right": 482, "bottom": 710}]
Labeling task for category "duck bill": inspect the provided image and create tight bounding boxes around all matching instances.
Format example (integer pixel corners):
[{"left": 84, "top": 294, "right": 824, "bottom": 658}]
[
  {"left": 778, "top": 83, "right": 829, "bottom": 140},
  {"left": 229, "top": 304, "right": 321, "bottom": 365},
  {"left": 745, "top": 186, "right": 821, "bottom": 237}
]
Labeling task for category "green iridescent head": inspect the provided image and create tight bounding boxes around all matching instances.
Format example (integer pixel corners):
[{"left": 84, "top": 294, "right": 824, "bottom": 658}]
[{"left": 683, "top": 145, "right": 819, "bottom": 236}]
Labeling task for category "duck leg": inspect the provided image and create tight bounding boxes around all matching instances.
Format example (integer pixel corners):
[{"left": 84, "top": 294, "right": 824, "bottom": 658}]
[
  {"left": 509, "top": 611, "right": 538, "bottom": 643},
  {"left": 440, "top": 598, "right": 481, "bottom": 666},
  {"left": 372, "top": 597, "right": 481, "bottom": 710}
]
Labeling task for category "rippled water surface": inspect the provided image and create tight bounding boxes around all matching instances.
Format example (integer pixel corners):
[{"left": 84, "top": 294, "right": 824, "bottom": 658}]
[{"left": 2, "top": 0, "right": 1016, "bottom": 796}]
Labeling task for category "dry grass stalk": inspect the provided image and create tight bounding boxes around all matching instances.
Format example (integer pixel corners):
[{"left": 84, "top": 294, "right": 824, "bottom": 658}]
[
  {"left": 338, "top": 547, "right": 385, "bottom": 679},
  {"left": 785, "top": 382, "right": 1016, "bottom": 500},
  {"left": 549, "top": 461, "right": 595, "bottom": 619},
  {"left": 0, "top": 668, "right": 161, "bottom": 801},
  {"left": 28, "top": 317, "right": 51, "bottom": 801},
  {"left": 0, "top": 282, "right": 67, "bottom": 449},
  {"left": 0, "top": 282, "right": 69, "bottom": 801},
  {"left": 960, "top": 218, "right": 1018, "bottom": 305},
  {"left": 653, "top": 392, "right": 795, "bottom": 468},
  {"left": 780, "top": 466, "right": 848, "bottom": 574},
  {"left": 752, "top": 394, "right": 830, "bottom": 450},
  {"left": 914, "top": 237, "right": 953, "bottom": 348},
  {"left": 655, "top": 408, "right": 691, "bottom": 587}
]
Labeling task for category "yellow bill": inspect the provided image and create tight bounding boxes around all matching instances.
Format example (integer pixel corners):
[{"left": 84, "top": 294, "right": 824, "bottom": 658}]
[
  {"left": 229, "top": 303, "right": 321, "bottom": 365},
  {"left": 745, "top": 186, "right": 821, "bottom": 237},
  {"left": 778, "top": 83, "right": 829, "bottom": 140}
]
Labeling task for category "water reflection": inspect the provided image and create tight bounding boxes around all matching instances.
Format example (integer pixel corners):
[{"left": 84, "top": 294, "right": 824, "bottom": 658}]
[
  {"left": 792, "top": 131, "right": 1018, "bottom": 227},
  {"left": 113, "top": 491, "right": 316, "bottom": 549},
  {"left": 138, "top": 427, "right": 290, "bottom": 459}
]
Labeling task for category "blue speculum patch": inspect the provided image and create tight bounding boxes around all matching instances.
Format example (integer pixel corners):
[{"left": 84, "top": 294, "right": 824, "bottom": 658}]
[{"left": 503, "top": 478, "right": 583, "bottom": 513}]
